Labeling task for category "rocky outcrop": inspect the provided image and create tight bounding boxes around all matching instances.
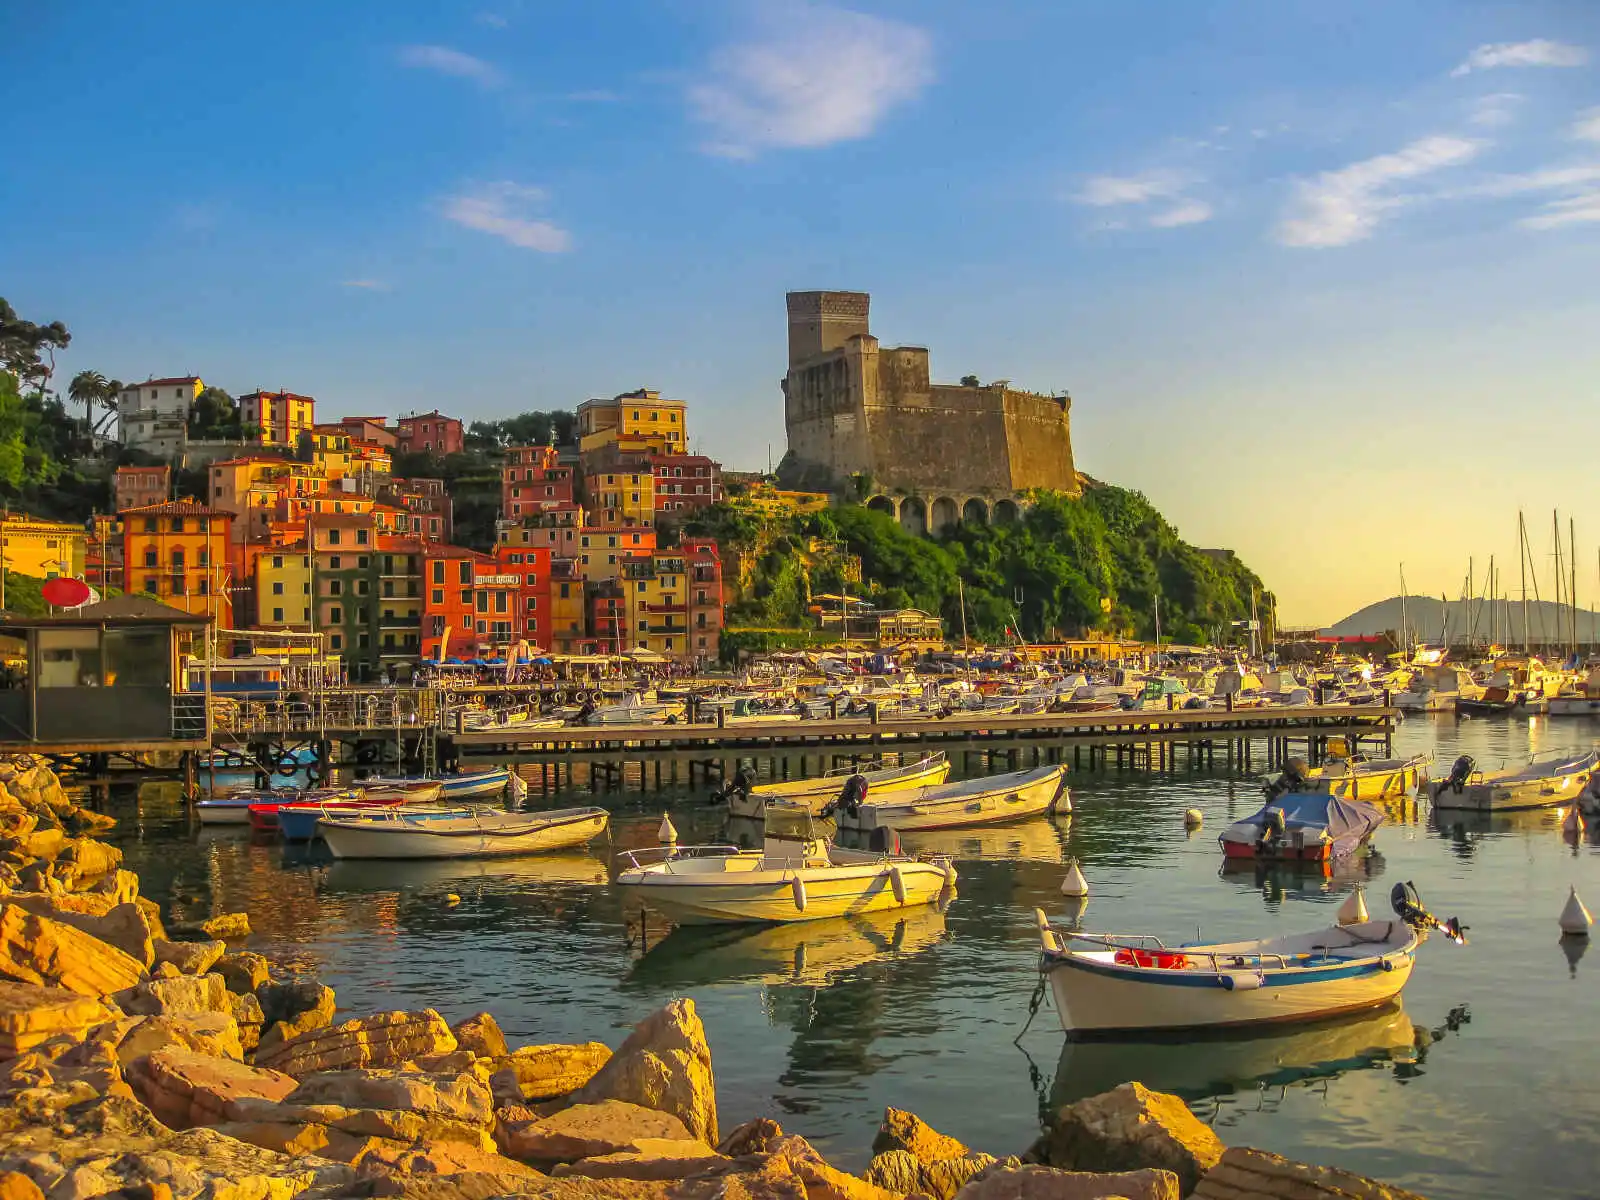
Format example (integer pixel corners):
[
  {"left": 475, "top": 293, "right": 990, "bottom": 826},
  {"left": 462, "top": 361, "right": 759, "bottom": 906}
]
[
  {"left": 451, "top": 1012, "right": 509, "bottom": 1059},
  {"left": 3, "top": 896, "right": 156, "bottom": 967},
  {"left": 0, "top": 981, "right": 118, "bottom": 1058},
  {"left": 553, "top": 1138, "right": 729, "bottom": 1181},
  {"left": 0, "top": 904, "right": 146, "bottom": 997},
  {"left": 252, "top": 1008, "right": 457, "bottom": 1076},
  {"left": 123, "top": 973, "right": 232, "bottom": 1019},
  {"left": 169, "top": 913, "right": 252, "bottom": 942},
  {"left": 211, "top": 951, "right": 270, "bottom": 996},
  {"left": 874, "top": 1106, "right": 971, "bottom": 1163},
  {"left": 286, "top": 1068, "right": 494, "bottom": 1128},
  {"left": 491, "top": 1042, "right": 612, "bottom": 1104},
  {"left": 152, "top": 939, "right": 226, "bottom": 976},
  {"left": 1030, "top": 1083, "right": 1224, "bottom": 1197},
  {"left": 498, "top": 1100, "right": 694, "bottom": 1163},
  {"left": 956, "top": 1163, "right": 1179, "bottom": 1200},
  {"left": 1192, "top": 1147, "right": 1429, "bottom": 1200},
  {"left": 126, "top": 1046, "right": 299, "bottom": 1129},
  {"left": 113, "top": 1013, "right": 246, "bottom": 1066},
  {"left": 253, "top": 980, "right": 337, "bottom": 1057},
  {"left": 575, "top": 998, "right": 718, "bottom": 1145}
]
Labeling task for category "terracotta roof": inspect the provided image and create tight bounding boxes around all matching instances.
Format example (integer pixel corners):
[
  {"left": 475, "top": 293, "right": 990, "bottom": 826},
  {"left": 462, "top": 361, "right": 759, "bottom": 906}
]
[
  {"left": 118, "top": 501, "right": 230, "bottom": 518},
  {"left": 131, "top": 377, "right": 201, "bottom": 388}
]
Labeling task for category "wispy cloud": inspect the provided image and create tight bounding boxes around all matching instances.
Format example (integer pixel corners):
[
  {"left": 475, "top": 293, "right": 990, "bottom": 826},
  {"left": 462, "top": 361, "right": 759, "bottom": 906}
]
[
  {"left": 1072, "top": 170, "right": 1213, "bottom": 229},
  {"left": 688, "top": 4, "right": 933, "bottom": 157},
  {"left": 1451, "top": 39, "right": 1588, "bottom": 77},
  {"left": 1468, "top": 92, "right": 1523, "bottom": 129},
  {"left": 441, "top": 182, "right": 572, "bottom": 252},
  {"left": 1276, "top": 135, "right": 1481, "bottom": 248},
  {"left": 1521, "top": 192, "right": 1600, "bottom": 229},
  {"left": 341, "top": 279, "right": 390, "bottom": 291},
  {"left": 1573, "top": 107, "right": 1600, "bottom": 143},
  {"left": 397, "top": 44, "right": 503, "bottom": 88},
  {"left": 474, "top": 12, "right": 508, "bottom": 29}
]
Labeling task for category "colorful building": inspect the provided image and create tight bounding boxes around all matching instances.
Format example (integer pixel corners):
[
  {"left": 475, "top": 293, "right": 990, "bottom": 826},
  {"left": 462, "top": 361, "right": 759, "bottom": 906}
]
[
  {"left": 0, "top": 514, "right": 89, "bottom": 583},
  {"left": 396, "top": 412, "right": 464, "bottom": 456},
  {"left": 584, "top": 470, "right": 656, "bottom": 527},
  {"left": 588, "top": 581, "right": 626, "bottom": 655},
  {"left": 337, "top": 416, "right": 397, "bottom": 449},
  {"left": 621, "top": 548, "right": 687, "bottom": 658},
  {"left": 684, "top": 537, "right": 725, "bottom": 662},
  {"left": 114, "top": 465, "right": 170, "bottom": 512},
  {"left": 380, "top": 478, "right": 451, "bottom": 542},
  {"left": 647, "top": 454, "right": 723, "bottom": 515},
  {"left": 239, "top": 390, "right": 316, "bottom": 447},
  {"left": 375, "top": 538, "right": 425, "bottom": 676},
  {"left": 255, "top": 545, "right": 313, "bottom": 631},
  {"left": 117, "top": 377, "right": 203, "bottom": 456},
  {"left": 120, "top": 501, "right": 235, "bottom": 625},
  {"left": 575, "top": 525, "right": 656, "bottom": 583},
  {"left": 501, "top": 444, "right": 576, "bottom": 517},
  {"left": 548, "top": 558, "right": 586, "bottom": 655},
  {"left": 492, "top": 543, "right": 552, "bottom": 648},
  {"left": 576, "top": 389, "right": 688, "bottom": 461},
  {"left": 422, "top": 544, "right": 486, "bottom": 660},
  {"left": 308, "top": 514, "right": 378, "bottom": 677}
]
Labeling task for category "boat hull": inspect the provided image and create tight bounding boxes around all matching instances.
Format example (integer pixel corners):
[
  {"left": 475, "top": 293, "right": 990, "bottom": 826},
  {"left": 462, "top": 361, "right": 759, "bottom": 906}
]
[
  {"left": 1315, "top": 759, "right": 1428, "bottom": 802},
  {"left": 617, "top": 862, "right": 952, "bottom": 925},
  {"left": 729, "top": 756, "right": 951, "bottom": 819},
  {"left": 1548, "top": 697, "right": 1600, "bottom": 717},
  {"left": 1429, "top": 768, "right": 1593, "bottom": 811},
  {"left": 834, "top": 765, "right": 1068, "bottom": 832},
  {"left": 319, "top": 809, "right": 608, "bottom": 859}
]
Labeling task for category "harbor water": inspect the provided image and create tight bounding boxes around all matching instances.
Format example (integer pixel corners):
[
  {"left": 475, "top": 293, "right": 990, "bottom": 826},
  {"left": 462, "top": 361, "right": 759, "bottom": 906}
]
[{"left": 105, "top": 714, "right": 1600, "bottom": 1200}]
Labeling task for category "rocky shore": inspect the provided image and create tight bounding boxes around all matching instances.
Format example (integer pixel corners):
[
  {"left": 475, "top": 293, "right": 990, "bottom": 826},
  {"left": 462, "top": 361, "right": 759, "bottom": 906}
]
[{"left": 0, "top": 757, "right": 1427, "bottom": 1200}]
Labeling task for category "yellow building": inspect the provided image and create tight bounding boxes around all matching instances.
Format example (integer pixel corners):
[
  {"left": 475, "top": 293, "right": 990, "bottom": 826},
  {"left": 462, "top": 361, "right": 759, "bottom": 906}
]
[
  {"left": 622, "top": 548, "right": 689, "bottom": 657},
  {"left": 209, "top": 456, "right": 326, "bottom": 544},
  {"left": 0, "top": 514, "right": 88, "bottom": 582},
  {"left": 584, "top": 470, "right": 656, "bottom": 527},
  {"left": 120, "top": 501, "right": 234, "bottom": 625},
  {"left": 575, "top": 526, "right": 656, "bottom": 583},
  {"left": 549, "top": 558, "right": 586, "bottom": 654},
  {"left": 577, "top": 389, "right": 688, "bottom": 459},
  {"left": 239, "top": 390, "right": 316, "bottom": 447},
  {"left": 255, "top": 545, "right": 313, "bottom": 630},
  {"left": 308, "top": 429, "right": 354, "bottom": 480}
]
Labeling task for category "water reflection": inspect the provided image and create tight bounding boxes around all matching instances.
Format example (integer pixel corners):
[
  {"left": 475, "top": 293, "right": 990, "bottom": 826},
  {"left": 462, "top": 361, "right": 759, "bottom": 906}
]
[
  {"left": 320, "top": 853, "right": 611, "bottom": 894},
  {"left": 1218, "top": 854, "right": 1386, "bottom": 907}
]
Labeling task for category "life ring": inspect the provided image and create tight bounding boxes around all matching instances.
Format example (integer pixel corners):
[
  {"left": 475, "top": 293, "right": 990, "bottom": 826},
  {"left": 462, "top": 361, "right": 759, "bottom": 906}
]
[
  {"left": 274, "top": 750, "right": 301, "bottom": 775},
  {"left": 553, "top": 689, "right": 568, "bottom": 704}
]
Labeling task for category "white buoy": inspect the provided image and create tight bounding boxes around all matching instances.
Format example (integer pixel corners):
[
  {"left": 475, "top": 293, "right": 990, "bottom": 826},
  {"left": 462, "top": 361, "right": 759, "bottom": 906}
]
[
  {"left": 889, "top": 866, "right": 908, "bottom": 904},
  {"left": 1060, "top": 858, "right": 1089, "bottom": 898},
  {"left": 1563, "top": 806, "right": 1585, "bottom": 838},
  {"left": 790, "top": 876, "right": 808, "bottom": 912},
  {"left": 1559, "top": 886, "right": 1592, "bottom": 936},
  {"left": 1337, "top": 886, "right": 1369, "bottom": 926},
  {"left": 1184, "top": 808, "right": 1203, "bottom": 828},
  {"left": 658, "top": 813, "right": 679, "bottom": 845}
]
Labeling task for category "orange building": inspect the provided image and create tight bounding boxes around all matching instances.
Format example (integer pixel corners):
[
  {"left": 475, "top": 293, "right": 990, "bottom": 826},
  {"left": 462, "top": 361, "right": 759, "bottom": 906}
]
[
  {"left": 114, "top": 465, "right": 170, "bottom": 512},
  {"left": 502, "top": 444, "right": 576, "bottom": 517},
  {"left": 239, "top": 390, "right": 316, "bottom": 446},
  {"left": 120, "top": 501, "right": 235, "bottom": 625}
]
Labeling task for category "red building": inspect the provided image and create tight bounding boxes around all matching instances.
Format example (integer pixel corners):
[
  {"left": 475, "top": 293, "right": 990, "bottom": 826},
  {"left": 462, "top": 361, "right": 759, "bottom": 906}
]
[
  {"left": 396, "top": 412, "right": 464, "bottom": 456},
  {"left": 492, "top": 544, "right": 553, "bottom": 649},
  {"left": 337, "top": 416, "right": 397, "bottom": 449},
  {"left": 648, "top": 454, "right": 723, "bottom": 515},
  {"left": 422, "top": 543, "right": 488, "bottom": 660},
  {"left": 501, "top": 444, "right": 576, "bottom": 518},
  {"left": 588, "top": 581, "right": 626, "bottom": 655},
  {"left": 684, "top": 537, "right": 725, "bottom": 663}
]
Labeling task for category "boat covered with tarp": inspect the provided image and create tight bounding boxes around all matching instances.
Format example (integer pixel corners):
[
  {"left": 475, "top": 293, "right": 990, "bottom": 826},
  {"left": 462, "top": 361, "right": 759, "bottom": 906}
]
[{"left": 1218, "top": 790, "right": 1386, "bottom": 861}]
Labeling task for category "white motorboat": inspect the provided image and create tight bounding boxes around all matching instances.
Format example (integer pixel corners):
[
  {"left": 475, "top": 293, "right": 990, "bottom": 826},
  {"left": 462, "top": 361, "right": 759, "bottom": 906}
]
[
  {"left": 1394, "top": 666, "right": 1482, "bottom": 713},
  {"left": 1032, "top": 883, "right": 1461, "bottom": 1035},
  {"left": 614, "top": 803, "right": 956, "bottom": 925},
  {"left": 318, "top": 805, "right": 610, "bottom": 859},
  {"left": 1266, "top": 746, "right": 1429, "bottom": 804},
  {"left": 720, "top": 753, "right": 951, "bottom": 820},
  {"left": 1428, "top": 750, "right": 1599, "bottom": 812},
  {"left": 586, "top": 695, "right": 686, "bottom": 725},
  {"left": 826, "top": 764, "right": 1069, "bottom": 833},
  {"left": 1548, "top": 667, "right": 1600, "bottom": 716}
]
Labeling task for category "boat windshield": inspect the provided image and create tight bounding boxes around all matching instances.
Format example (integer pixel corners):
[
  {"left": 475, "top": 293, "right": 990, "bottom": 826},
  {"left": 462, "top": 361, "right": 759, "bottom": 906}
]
[{"left": 763, "top": 804, "right": 819, "bottom": 841}]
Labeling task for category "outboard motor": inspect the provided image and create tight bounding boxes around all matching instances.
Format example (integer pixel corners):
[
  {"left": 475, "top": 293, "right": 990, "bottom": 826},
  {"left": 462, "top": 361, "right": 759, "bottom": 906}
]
[
  {"left": 1391, "top": 879, "right": 1469, "bottom": 944},
  {"left": 819, "top": 773, "right": 869, "bottom": 820},
  {"left": 1263, "top": 758, "right": 1309, "bottom": 804},
  {"left": 1256, "top": 807, "right": 1287, "bottom": 855},
  {"left": 714, "top": 767, "right": 753, "bottom": 806},
  {"left": 1446, "top": 755, "right": 1475, "bottom": 794}
]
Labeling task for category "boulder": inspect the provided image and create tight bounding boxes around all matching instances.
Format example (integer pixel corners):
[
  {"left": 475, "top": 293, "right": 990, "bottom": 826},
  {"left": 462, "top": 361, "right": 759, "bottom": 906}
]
[
  {"left": 574, "top": 999, "right": 718, "bottom": 1145},
  {"left": 3, "top": 896, "right": 156, "bottom": 967},
  {"left": 1031, "top": 1084, "right": 1224, "bottom": 1197},
  {"left": 85, "top": 869, "right": 143, "bottom": 906},
  {"left": 497, "top": 1100, "right": 693, "bottom": 1163},
  {"left": 864, "top": 1150, "right": 923, "bottom": 1195},
  {"left": 358, "top": 1170, "right": 551, "bottom": 1200},
  {"left": 0, "top": 980, "right": 119, "bottom": 1057},
  {"left": 762, "top": 1134, "right": 903, "bottom": 1200},
  {"left": 254, "top": 979, "right": 337, "bottom": 1053},
  {"left": 718, "top": 1117, "right": 785, "bottom": 1158},
  {"left": 359, "top": 1138, "right": 544, "bottom": 1180},
  {"left": 451, "top": 1011, "right": 509, "bottom": 1059},
  {"left": 211, "top": 951, "right": 270, "bottom": 995},
  {"left": 122, "top": 973, "right": 232, "bottom": 1019},
  {"left": 253, "top": 1007, "right": 457, "bottom": 1076},
  {"left": 553, "top": 1138, "right": 729, "bottom": 1181},
  {"left": 0, "top": 903, "right": 146, "bottom": 996},
  {"left": 873, "top": 1106, "right": 971, "bottom": 1163},
  {"left": 126, "top": 1045, "right": 299, "bottom": 1129},
  {"left": 0, "top": 1173, "right": 45, "bottom": 1200},
  {"left": 231, "top": 990, "right": 264, "bottom": 1053},
  {"left": 58, "top": 837, "right": 123, "bottom": 881},
  {"left": 152, "top": 939, "right": 226, "bottom": 976},
  {"left": 286, "top": 1068, "right": 494, "bottom": 1125},
  {"left": 113, "top": 1012, "right": 246, "bottom": 1066},
  {"left": 169, "top": 912, "right": 251, "bottom": 941},
  {"left": 956, "top": 1164, "right": 1178, "bottom": 1200},
  {"left": 1192, "top": 1147, "right": 1430, "bottom": 1200},
  {"left": 492, "top": 1041, "right": 612, "bottom": 1104}
]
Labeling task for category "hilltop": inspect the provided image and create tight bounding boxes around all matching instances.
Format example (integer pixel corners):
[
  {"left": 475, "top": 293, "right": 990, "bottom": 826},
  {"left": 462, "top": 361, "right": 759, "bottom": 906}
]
[{"left": 1324, "top": 594, "right": 1600, "bottom": 644}]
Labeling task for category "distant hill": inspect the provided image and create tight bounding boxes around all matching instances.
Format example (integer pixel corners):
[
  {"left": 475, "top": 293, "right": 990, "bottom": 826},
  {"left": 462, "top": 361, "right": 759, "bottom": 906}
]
[{"left": 1324, "top": 595, "right": 1600, "bottom": 644}]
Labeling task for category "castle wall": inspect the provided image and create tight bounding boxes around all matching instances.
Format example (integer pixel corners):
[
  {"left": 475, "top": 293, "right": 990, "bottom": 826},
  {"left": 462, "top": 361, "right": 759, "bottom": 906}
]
[
  {"left": 866, "top": 378, "right": 1015, "bottom": 494},
  {"left": 1003, "top": 391, "right": 1078, "bottom": 494}
]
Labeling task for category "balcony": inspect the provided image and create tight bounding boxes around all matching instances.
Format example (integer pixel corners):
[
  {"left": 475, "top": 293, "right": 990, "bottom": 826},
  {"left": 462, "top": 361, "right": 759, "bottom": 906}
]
[
  {"left": 642, "top": 602, "right": 687, "bottom": 615},
  {"left": 379, "top": 614, "right": 421, "bottom": 629},
  {"left": 647, "top": 622, "right": 688, "bottom": 635}
]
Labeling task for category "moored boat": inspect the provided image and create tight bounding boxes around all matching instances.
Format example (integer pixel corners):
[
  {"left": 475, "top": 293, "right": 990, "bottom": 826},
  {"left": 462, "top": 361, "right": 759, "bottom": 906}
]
[
  {"left": 614, "top": 803, "right": 956, "bottom": 925},
  {"left": 318, "top": 805, "right": 610, "bottom": 860},
  {"left": 1217, "top": 790, "right": 1386, "bottom": 861},
  {"left": 1427, "top": 750, "right": 1599, "bottom": 812},
  {"left": 198, "top": 787, "right": 357, "bottom": 826},
  {"left": 720, "top": 753, "right": 951, "bottom": 820},
  {"left": 354, "top": 768, "right": 516, "bottom": 800},
  {"left": 824, "top": 764, "right": 1069, "bottom": 833}
]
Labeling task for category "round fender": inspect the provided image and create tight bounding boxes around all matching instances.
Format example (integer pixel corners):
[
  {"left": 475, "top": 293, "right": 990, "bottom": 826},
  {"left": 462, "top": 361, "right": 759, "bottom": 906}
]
[
  {"left": 889, "top": 866, "right": 908, "bottom": 905},
  {"left": 1219, "top": 973, "right": 1263, "bottom": 991},
  {"left": 790, "top": 877, "right": 807, "bottom": 912}
]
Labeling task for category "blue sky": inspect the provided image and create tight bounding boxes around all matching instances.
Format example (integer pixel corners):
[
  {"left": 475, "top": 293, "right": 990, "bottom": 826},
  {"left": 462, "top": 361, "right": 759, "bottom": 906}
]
[{"left": 5, "top": 1, "right": 1600, "bottom": 622}]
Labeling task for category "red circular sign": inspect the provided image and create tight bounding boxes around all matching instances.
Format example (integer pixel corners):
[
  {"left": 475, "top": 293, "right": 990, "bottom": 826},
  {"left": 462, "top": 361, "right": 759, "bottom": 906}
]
[{"left": 41, "top": 577, "right": 92, "bottom": 608}]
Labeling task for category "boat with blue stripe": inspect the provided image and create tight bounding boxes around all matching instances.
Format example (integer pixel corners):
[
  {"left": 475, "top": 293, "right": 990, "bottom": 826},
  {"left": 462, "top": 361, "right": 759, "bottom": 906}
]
[{"left": 349, "top": 767, "right": 519, "bottom": 801}]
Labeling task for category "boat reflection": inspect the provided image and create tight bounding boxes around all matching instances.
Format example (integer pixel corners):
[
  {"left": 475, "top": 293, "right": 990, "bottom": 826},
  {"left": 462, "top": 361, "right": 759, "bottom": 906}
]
[
  {"left": 1048, "top": 1002, "right": 1419, "bottom": 1108},
  {"left": 836, "top": 816, "right": 1070, "bottom": 863},
  {"left": 1218, "top": 852, "right": 1385, "bottom": 901},
  {"left": 625, "top": 904, "right": 946, "bottom": 989},
  {"left": 1429, "top": 806, "right": 1565, "bottom": 839},
  {"left": 317, "top": 852, "right": 610, "bottom": 894}
]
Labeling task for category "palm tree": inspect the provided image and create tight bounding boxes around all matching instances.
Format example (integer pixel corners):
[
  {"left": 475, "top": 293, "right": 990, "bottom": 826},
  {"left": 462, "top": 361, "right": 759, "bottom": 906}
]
[{"left": 68, "top": 370, "right": 107, "bottom": 424}]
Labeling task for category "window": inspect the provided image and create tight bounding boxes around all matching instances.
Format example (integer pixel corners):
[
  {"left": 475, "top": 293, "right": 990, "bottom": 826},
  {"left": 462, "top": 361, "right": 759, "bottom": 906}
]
[
  {"left": 358, "top": 631, "right": 370, "bottom": 649},
  {"left": 458, "top": 562, "right": 471, "bottom": 585},
  {"left": 328, "top": 529, "right": 341, "bottom": 545},
  {"left": 170, "top": 518, "right": 185, "bottom": 533},
  {"left": 272, "top": 582, "right": 284, "bottom": 596},
  {"left": 357, "top": 529, "right": 368, "bottom": 545},
  {"left": 329, "top": 580, "right": 342, "bottom": 596},
  {"left": 638, "top": 620, "right": 647, "bottom": 632},
  {"left": 330, "top": 634, "right": 343, "bottom": 650},
  {"left": 431, "top": 589, "right": 443, "bottom": 604},
  {"left": 38, "top": 628, "right": 101, "bottom": 687},
  {"left": 494, "top": 593, "right": 507, "bottom": 614},
  {"left": 330, "top": 606, "right": 342, "bottom": 623},
  {"left": 476, "top": 593, "right": 488, "bottom": 613},
  {"left": 526, "top": 597, "right": 537, "bottom": 611},
  {"left": 144, "top": 518, "right": 157, "bottom": 533},
  {"left": 432, "top": 561, "right": 444, "bottom": 583},
  {"left": 459, "top": 589, "right": 471, "bottom": 605},
  {"left": 272, "top": 555, "right": 283, "bottom": 569},
  {"left": 559, "top": 583, "right": 570, "bottom": 599},
  {"left": 197, "top": 550, "right": 208, "bottom": 567},
  {"left": 143, "top": 577, "right": 157, "bottom": 593},
  {"left": 357, "top": 580, "right": 369, "bottom": 595},
  {"left": 273, "top": 607, "right": 284, "bottom": 622},
  {"left": 143, "top": 550, "right": 158, "bottom": 567},
  {"left": 330, "top": 556, "right": 341, "bottom": 569}
]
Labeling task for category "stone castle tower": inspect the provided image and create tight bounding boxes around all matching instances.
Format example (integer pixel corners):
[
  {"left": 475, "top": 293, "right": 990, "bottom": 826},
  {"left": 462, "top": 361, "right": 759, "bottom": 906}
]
[{"left": 781, "top": 290, "right": 1079, "bottom": 532}]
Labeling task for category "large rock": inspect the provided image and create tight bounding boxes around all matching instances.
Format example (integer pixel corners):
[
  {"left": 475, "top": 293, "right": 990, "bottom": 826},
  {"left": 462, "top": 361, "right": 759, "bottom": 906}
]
[
  {"left": 286, "top": 1068, "right": 494, "bottom": 1125},
  {"left": 1192, "top": 1147, "right": 1429, "bottom": 1200},
  {"left": 126, "top": 1045, "right": 299, "bottom": 1128},
  {"left": 123, "top": 973, "right": 232, "bottom": 1019},
  {"left": 359, "top": 1138, "right": 544, "bottom": 1180},
  {"left": 0, "top": 903, "right": 146, "bottom": 996},
  {"left": 113, "top": 1012, "right": 246, "bottom": 1066},
  {"left": 0, "top": 1173, "right": 44, "bottom": 1200},
  {"left": 3, "top": 896, "right": 156, "bottom": 967},
  {"left": 574, "top": 999, "right": 718, "bottom": 1145},
  {"left": 253, "top": 1008, "right": 457, "bottom": 1076},
  {"left": 497, "top": 1099, "right": 693, "bottom": 1163},
  {"left": 761, "top": 1134, "right": 903, "bottom": 1200},
  {"left": 451, "top": 1011, "right": 509, "bottom": 1059},
  {"left": 553, "top": 1138, "right": 729, "bottom": 1181},
  {"left": 152, "top": 939, "right": 226, "bottom": 976},
  {"left": 211, "top": 951, "right": 270, "bottom": 995},
  {"left": 57, "top": 837, "right": 123, "bottom": 881},
  {"left": 956, "top": 1163, "right": 1178, "bottom": 1200},
  {"left": 169, "top": 912, "right": 251, "bottom": 941},
  {"left": 1031, "top": 1084, "right": 1224, "bottom": 1196},
  {"left": 253, "top": 980, "right": 337, "bottom": 1056},
  {"left": 492, "top": 1042, "right": 612, "bottom": 1104},
  {"left": 0, "top": 981, "right": 119, "bottom": 1057},
  {"left": 873, "top": 1106, "right": 971, "bottom": 1163}
]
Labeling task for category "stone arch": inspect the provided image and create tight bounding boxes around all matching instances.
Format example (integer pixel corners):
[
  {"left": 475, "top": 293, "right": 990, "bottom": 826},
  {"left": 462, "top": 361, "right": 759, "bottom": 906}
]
[
  {"left": 930, "top": 496, "right": 959, "bottom": 533},
  {"left": 866, "top": 495, "right": 897, "bottom": 518},
  {"left": 993, "top": 498, "right": 1020, "bottom": 524},
  {"left": 962, "top": 497, "right": 989, "bottom": 525},
  {"left": 899, "top": 496, "right": 928, "bottom": 536}
]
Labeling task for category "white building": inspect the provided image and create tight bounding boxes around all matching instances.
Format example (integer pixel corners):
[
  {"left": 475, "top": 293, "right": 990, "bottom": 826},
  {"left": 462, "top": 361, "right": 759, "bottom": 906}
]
[{"left": 118, "top": 376, "right": 204, "bottom": 457}]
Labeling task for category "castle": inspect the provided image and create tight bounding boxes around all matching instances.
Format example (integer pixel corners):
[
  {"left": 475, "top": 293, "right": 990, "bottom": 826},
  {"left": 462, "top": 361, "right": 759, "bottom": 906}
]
[{"left": 780, "top": 291, "right": 1079, "bottom": 532}]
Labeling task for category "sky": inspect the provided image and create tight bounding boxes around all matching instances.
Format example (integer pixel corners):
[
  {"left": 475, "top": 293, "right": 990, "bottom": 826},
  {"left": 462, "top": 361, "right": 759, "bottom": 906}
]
[{"left": 4, "top": 1, "right": 1600, "bottom": 625}]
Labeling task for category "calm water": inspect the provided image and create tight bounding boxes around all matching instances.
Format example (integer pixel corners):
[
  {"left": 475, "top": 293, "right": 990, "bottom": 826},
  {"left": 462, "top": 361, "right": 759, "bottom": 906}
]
[{"left": 103, "top": 714, "right": 1600, "bottom": 1199}]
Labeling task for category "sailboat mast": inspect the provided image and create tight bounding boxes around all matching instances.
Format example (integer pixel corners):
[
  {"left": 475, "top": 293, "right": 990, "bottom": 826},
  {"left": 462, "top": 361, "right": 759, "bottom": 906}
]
[
  {"left": 1399, "top": 564, "right": 1408, "bottom": 654},
  {"left": 1519, "top": 511, "right": 1530, "bottom": 654},
  {"left": 1571, "top": 517, "right": 1579, "bottom": 654},
  {"left": 1553, "top": 510, "right": 1566, "bottom": 653}
]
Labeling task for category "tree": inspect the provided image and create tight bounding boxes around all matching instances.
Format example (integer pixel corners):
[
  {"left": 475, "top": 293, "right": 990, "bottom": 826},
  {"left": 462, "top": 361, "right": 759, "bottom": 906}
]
[
  {"left": 0, "top": 297, "right": 71, "bottom": 397},
  {"left": 959, "top": 375, "right": 981, "bottom": 388},
  {"left": 68, "top": 370, "right": 107, "bottom": 424},
  {"left": 188, "top": 386, "right": 240, "bottom": 438}
]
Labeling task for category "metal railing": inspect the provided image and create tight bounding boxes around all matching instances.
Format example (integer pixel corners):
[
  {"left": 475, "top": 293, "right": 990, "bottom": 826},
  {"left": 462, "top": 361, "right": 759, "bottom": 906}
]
[{"left": 210, "top": 688, "right": 442, "bottom": 735}]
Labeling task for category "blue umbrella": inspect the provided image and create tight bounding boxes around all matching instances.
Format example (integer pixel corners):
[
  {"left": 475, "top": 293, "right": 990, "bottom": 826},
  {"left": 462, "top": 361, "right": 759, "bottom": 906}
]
[{"left": 533, "top": 657, "right": 553, "bottom": 665}]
